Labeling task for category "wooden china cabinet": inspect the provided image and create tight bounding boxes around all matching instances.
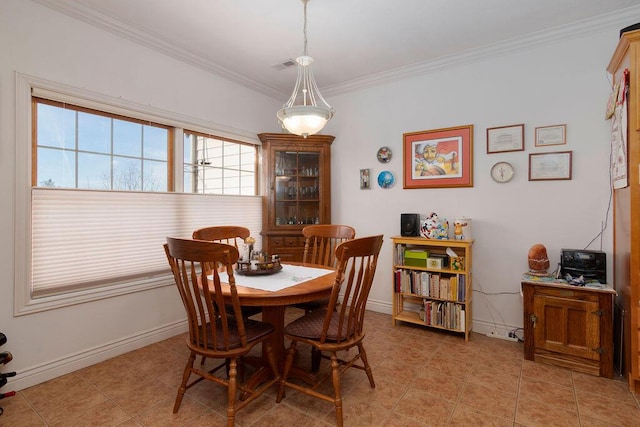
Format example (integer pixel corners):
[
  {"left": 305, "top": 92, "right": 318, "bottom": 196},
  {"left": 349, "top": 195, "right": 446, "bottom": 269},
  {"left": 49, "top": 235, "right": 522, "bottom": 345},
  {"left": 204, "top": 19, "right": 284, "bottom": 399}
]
[
  {"left": 258, "top": 133, "right": 334, "bottom": 262},
  {"left": 608, "top": 28, "right": 640, "bottom": 392}
]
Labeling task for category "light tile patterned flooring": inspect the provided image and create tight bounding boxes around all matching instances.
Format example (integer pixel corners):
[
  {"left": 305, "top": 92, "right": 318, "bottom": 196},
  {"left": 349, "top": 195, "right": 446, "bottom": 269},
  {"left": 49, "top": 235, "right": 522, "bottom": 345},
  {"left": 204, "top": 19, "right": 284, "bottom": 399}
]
[{"left": 2, "top": 309, "right": 639, "bottom": 426}]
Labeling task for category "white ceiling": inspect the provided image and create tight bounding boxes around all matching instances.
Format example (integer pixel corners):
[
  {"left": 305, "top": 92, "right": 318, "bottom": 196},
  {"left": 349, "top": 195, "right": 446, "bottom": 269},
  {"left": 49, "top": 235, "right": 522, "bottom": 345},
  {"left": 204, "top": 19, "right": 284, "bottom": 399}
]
[{"left": 35, "top": 0, "right": 640, "bottom": 99}]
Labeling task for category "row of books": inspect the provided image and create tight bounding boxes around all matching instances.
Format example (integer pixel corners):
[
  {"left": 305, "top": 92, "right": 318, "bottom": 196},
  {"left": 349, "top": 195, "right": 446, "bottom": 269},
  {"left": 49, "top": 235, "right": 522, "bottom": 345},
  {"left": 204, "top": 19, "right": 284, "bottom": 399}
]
[
  {"left": 394, "top": 269, "right": 466, "bottom": 302},
  {"left": 423, "top": 300, "right": 465, "bottom": 331}
]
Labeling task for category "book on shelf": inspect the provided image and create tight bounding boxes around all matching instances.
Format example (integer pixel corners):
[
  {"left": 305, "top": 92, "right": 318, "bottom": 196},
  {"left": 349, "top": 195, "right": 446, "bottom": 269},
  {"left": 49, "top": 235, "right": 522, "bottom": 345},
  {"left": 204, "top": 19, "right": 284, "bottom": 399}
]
[
  {"left": 420, "top": 272, "right": 429, "bottom": 296},
  {"left": 430, "top": 274, "right": 440, "bottom": 298},
  {"left": 449, "top": 275, "right": 458, "bottom": 301},
  {"left": 457, "top": 274, "right": 465, "bottom": 302},
  {"left": 439, "top": 277, "right": 449, "bottom": 300},
  {"left": 395, "top": 244, "right": 404, "bottom": 265}
]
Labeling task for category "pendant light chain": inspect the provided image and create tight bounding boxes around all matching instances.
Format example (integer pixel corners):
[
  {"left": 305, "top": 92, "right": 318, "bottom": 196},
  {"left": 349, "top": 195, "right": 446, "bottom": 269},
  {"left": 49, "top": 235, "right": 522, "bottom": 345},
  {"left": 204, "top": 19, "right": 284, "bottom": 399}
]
[{"left": 302, "top": 0, "right": 308, "bottom": 57}]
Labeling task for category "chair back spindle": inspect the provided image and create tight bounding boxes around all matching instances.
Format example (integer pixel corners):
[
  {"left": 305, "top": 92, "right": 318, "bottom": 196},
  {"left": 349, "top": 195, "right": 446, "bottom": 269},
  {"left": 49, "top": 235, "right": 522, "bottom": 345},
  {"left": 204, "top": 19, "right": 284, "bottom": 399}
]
[{"left": 302, "top": 224, "right": 356, "bottom": 268}]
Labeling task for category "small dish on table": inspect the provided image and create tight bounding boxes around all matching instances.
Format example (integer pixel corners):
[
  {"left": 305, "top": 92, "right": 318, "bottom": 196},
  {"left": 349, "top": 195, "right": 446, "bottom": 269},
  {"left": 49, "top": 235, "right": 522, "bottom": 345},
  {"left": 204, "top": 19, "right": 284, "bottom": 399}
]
[{"left": 236, "top": 259, "right": 283, "bottom": 276}]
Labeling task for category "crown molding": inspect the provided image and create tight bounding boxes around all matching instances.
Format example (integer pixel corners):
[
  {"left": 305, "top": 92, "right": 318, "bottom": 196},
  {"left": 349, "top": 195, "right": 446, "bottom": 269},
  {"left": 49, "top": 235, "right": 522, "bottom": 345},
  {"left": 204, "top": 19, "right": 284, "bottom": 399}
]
[
  {"left": 322, "top": 5, "right": 640, "bottom": 97},
  {"left": 31, "top": 1, "right": 640, "bottom": 100}
]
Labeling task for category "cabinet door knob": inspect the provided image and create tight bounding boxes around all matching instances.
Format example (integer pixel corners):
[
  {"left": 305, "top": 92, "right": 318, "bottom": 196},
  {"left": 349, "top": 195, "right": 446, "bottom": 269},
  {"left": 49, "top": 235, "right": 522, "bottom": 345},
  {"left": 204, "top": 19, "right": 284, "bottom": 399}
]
[{"left": 530, "top": 314, "right": 537, "bottom": 328}]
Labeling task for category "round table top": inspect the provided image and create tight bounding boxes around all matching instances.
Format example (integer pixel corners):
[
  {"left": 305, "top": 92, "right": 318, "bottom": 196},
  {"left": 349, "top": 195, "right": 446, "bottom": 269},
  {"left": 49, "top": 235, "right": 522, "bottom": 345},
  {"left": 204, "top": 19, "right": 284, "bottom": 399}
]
[{"left": 215, "top": 262, "right": 336, "bottom": 307}]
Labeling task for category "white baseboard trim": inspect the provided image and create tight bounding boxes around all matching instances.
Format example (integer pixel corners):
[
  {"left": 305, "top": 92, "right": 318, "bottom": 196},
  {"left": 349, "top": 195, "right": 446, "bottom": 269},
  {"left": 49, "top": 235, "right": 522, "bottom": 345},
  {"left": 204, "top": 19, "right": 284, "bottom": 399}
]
[
  {"left": 364, "top": 297, "right": 393, "bottom": 315},
  {"left": 364, "top": 298, "right": 521, "bottom": 339},
  {"left": 9, "top": 320, "right": 188, "bottom": 391}
]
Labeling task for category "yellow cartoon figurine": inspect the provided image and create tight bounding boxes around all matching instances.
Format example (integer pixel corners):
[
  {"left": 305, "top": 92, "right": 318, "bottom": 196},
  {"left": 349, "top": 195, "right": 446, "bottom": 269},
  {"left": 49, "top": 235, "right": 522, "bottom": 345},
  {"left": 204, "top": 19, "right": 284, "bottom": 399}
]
[
  {"left": 451, "top": 257, "right": 464, "bottom": 271},
  {"left": 453, "top": 221, "right": 467, "bottom": 240}
]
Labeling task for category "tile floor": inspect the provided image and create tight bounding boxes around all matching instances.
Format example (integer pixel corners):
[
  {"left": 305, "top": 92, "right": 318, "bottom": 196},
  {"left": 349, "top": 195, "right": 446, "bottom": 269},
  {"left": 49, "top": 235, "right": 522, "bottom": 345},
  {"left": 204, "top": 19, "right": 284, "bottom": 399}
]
[{"left": 1, "top": 309, "right": 639, "bottom": 426}]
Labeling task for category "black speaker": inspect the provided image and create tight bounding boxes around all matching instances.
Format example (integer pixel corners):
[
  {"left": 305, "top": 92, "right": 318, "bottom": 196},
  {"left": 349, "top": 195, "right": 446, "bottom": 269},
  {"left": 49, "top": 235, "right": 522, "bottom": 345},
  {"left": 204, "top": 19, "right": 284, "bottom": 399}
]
[{"left": 401, "top": 213, "right": 420, "bottom": 236}]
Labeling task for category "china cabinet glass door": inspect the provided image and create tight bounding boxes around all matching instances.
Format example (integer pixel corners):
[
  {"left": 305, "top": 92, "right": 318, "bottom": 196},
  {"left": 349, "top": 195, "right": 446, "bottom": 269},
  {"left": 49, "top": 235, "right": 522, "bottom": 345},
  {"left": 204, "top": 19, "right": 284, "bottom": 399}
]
[{"left": 274, "top": 151, "right": 320, "bottom": 227}]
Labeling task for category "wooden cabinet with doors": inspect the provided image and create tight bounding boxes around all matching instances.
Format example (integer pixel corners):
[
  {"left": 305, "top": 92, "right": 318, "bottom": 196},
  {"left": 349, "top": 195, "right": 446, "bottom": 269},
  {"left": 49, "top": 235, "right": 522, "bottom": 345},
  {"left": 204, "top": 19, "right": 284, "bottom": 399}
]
[
  {"left": 608, "top": 28, "right": 640, "bottom": 392},
  {"left": 522, "top": 280, "right": 615, "bottom": 378},
  {"left": 258, "top": 133, "right": 334, "bottom": 262}
]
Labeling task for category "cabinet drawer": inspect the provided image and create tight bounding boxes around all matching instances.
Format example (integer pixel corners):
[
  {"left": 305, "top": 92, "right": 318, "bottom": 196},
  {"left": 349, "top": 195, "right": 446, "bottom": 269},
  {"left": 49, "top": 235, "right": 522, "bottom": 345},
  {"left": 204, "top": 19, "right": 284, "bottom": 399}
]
[
  {"left": 533, "top": 286, "right": 599, "bottom": 303},
  {"left": 271, "top": 236, "right": 301, "bottom": 247}
]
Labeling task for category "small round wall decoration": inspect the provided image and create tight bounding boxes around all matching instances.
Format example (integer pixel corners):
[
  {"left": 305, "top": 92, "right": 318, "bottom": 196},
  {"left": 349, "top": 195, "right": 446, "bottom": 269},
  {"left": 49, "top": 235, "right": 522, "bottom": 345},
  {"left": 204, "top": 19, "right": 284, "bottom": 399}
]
[
  {"left": 377, "top": 170, "right": 395, "bottom": 188},
  {"left": 490, "top": 161, "right": 514, "bottom": 183},
  {"left": 377, "top": 146, "right": 392, "bottom": 163}
]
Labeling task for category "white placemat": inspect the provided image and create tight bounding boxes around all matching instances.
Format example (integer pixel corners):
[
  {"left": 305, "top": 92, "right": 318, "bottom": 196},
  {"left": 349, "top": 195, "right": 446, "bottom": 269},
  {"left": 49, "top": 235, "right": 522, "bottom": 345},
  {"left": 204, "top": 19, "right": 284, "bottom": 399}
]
[{"left": 210, "top": 264, "right": 334, "bottom": 292}]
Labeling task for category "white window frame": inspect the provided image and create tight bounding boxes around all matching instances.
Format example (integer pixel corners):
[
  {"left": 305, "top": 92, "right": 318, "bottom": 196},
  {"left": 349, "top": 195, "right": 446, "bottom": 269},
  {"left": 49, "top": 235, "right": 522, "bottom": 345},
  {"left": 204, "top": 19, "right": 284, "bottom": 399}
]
[{"left": 14, "top": 72, "right": 262, "bottom": 315}]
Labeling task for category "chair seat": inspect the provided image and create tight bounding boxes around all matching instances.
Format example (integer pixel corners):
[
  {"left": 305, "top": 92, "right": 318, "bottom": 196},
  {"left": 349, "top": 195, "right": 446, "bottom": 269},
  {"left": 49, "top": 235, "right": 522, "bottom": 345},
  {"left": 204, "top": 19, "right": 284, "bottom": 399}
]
[
  {"left": 284, "top": 309, "right": 354, "bottom": 341},
  {"left": 199, "top": 318, "right": 274, "bottom": 351}
]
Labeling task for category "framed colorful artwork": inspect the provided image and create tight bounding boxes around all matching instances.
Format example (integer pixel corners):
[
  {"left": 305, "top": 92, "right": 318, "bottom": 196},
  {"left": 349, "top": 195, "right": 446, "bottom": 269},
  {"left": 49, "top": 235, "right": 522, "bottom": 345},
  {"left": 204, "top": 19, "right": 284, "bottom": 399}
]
[{"left": 403, "top": 125, "right": 473, "bottom": 189}]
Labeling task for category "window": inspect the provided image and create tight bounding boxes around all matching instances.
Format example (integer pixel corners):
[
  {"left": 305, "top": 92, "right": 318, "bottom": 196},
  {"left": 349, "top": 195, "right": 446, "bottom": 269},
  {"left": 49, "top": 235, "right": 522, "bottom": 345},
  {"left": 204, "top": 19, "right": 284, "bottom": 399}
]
[
  {"left": 34, "top": 98, "right": 172, "bottom": 191},
  {"left": 183, "top": 131, "right": 257, "bottom": 195},
  {"left": 15, "top": 74, "right": 262, "bottom": 315}
]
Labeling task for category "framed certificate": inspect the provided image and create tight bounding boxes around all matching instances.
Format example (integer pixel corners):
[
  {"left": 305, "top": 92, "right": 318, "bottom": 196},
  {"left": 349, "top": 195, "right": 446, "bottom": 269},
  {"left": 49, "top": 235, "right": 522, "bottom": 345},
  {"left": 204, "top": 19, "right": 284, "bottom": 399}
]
[
  {"left": 528, "top": 151, "right": 572, "bottom": 181},
  {"left": 535, "top": 124, "right": 566, "bottom": 147},
  {"left": 486, "top": 124, "right": 525, "bottom": 154}
]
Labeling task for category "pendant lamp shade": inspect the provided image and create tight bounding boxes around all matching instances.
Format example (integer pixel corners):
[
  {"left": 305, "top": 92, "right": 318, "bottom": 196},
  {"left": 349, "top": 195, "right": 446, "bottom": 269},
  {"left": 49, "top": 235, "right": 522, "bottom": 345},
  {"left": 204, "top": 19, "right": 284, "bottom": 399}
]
[{"left": 277, "top": 0, "right": 334, "bottom": 138}]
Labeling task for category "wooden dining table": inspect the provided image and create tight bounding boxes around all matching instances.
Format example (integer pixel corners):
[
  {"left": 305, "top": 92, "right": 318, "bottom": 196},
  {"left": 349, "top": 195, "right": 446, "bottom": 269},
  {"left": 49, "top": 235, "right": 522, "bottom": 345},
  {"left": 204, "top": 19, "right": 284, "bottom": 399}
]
[{"left": 210, "top": 262, "right": 336, "bottom": 390}]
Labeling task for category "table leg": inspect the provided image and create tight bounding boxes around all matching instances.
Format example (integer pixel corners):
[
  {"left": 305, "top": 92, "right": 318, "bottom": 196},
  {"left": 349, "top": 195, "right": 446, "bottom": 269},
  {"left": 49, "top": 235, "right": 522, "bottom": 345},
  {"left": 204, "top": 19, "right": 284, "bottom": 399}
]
[
  {"left": 261, "top": 305, "right": 286, "bottom": 360},
  {"left": 242, "top": 305, "right": 316, "bottom": 396}
]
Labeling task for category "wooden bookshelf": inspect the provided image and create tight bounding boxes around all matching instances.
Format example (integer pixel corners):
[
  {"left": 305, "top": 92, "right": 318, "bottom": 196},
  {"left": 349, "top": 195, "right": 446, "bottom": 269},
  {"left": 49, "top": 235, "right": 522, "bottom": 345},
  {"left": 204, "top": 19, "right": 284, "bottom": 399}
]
[{"left": 391, "top": 236, "right": 473, "bottom": 341}]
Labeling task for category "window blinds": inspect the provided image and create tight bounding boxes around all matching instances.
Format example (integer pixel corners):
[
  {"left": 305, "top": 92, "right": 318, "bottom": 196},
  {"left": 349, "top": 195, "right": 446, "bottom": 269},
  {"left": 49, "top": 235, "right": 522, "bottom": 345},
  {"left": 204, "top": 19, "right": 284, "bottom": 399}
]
[{"left": 31, "top": 188, "right": 262, "bottom": 297}]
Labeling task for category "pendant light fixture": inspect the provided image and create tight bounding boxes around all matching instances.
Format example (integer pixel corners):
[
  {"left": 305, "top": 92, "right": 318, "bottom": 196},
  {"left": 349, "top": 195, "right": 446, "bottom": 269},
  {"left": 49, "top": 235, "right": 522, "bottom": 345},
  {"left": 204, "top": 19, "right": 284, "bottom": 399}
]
[{"left": 277, "top": 0, "right": 334, "bottom": 138}]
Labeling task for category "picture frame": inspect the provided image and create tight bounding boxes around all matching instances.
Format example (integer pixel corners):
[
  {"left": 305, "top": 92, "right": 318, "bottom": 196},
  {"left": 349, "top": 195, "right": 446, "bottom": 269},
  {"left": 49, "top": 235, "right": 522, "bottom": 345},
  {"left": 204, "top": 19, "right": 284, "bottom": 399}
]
[
  {"left": 403, "top": 124, "right": 473, "bottom": 189},
  {"left": 528, "top": 151, "right": 572, "bottom": 181},
  {"left": 486, "top": 124, "right": 525, "bottom": 154},
  {"left": 359, "top": 168, "right": 371, "bottom": 189},
  {"left": 535, "top": 124, "right": 566, "bottom": 147}
]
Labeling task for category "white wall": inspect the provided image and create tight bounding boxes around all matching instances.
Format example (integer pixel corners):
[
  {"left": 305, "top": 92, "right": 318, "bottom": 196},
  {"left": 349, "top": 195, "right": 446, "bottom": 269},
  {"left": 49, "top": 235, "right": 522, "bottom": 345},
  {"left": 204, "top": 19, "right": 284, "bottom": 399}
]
[
  {"left": 0, "top": 0, "right": 282, "bottom": 390},
  {"left": 325, "top": 28, "right": 628, "bottom": 335}
]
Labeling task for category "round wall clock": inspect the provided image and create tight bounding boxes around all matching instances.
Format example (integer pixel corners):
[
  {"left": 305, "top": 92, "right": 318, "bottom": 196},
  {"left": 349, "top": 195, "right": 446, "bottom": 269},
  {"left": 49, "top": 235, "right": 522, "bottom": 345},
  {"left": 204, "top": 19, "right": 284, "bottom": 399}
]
[
  {"left": 377, "top": 170, "right": 395, "bottom": 188},
  {"left": 490, "top": 161, "right": 514, "bottom": 183},
  {"left": 377, "top": 146, "right": 392, "bottom": 163}
]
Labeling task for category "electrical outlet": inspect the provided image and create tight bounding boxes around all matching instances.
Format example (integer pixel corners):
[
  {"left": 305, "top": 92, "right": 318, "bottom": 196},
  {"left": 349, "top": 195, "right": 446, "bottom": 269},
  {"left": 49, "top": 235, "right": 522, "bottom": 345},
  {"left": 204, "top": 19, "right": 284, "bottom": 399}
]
[{"left": 486, "top": 331, "right": 518, "bottom": 342}]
